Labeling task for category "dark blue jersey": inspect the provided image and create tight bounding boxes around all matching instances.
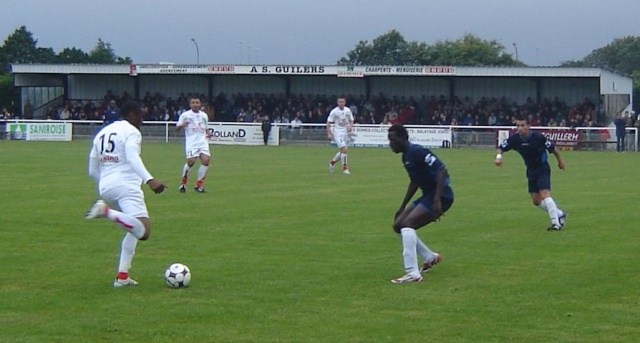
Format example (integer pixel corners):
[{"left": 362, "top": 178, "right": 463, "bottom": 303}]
[
  {"left": 499, "top": 131, "right": 555, "bottom": 169},
  {"left": 104, "top": 108, "right": 121, "bottom": 125},
  {"left": 402, "top": 143, "right": 453, "bottom": 198}
]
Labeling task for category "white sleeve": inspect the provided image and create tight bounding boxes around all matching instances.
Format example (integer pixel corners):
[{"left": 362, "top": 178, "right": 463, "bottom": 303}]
[
  {"left": 176, "top": 113, "right": 186, "bottom": 127},
  {"left": 326, "top": 110, "right": 334, "bottom": 123},
  {"left": 124, "top": 131, "right": 154, "bottom": 184},
  {"left": 88, "top": 145, "right": 101, "bottom": 182}
]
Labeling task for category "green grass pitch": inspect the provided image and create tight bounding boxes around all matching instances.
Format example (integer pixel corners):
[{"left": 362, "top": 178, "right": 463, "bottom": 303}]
[{"left": 1, "top": 140, "right": 639, "bottom": 342}]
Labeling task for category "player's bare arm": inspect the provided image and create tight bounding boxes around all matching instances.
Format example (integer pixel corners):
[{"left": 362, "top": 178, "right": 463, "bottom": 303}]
[
  {"left": 432, "top": 168, "right": 449, "bottom": 218},
  {"left": 175, "top": 120, "right": 189, "bottom": 132},
  {"left": 326, "top": 121, "right": 334, "bottom": 140},
  {"left": 147, "top": 179, "right": 166, "bottom": 194},
  {"left": 396, "top": 180, "right": 419, "bottom": 219},
  {"left": 204, "top": 116, "right": 212, "bottom": 139},
  {"left": 88, "top": 148, "right": 101, "bottom": 181},
  {"left": 553, "top": 150, "right": 566, "bottom": 170}
]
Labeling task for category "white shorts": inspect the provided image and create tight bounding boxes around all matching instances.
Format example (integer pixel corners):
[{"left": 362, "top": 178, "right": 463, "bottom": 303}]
[
  {"left": 333, "top": 132, "right": 349, "bottom": 148},
  {"left": 185, "top": 145, "right": 211, "bottom": 159},
  {"left": 100, "top": 185, "right": 149, "bottom": 218}
]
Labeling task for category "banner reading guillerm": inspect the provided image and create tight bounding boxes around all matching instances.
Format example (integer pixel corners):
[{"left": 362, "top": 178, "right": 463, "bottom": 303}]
[
  {"left": 6, "top": 123, "right": 73, "bottom": 141},
  {"left": 497, "top": 129, "right": 582, "bottom": 150},
  {"left": 207, "top": 124, "right": 279, "bottom": 146}
]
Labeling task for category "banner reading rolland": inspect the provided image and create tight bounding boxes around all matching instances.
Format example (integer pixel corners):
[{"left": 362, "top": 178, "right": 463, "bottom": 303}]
[
  {"left": 6, "top": 123, "right": 73, "bottom": 141},
  {"left": 497, "top": 129, "right": 582, "bottom": 150},
  {"left": 207, "top": 124, "right": 279, "bottom": 146}
]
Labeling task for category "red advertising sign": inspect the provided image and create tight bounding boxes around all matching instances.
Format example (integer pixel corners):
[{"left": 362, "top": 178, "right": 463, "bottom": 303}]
[{"left": 498, "top": 129, "right": 582, "bottom": 150}]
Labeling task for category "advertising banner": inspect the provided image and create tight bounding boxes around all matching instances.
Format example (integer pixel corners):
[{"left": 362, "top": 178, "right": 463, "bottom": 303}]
[
  {"left": 129, "top": 64, "right": 454, "bottom": 76},
  {"left": 207, "top": 124, "right": 279, "bottom": 146},
  {"left": 6, "top": 123, "right": 72, "bottom": 141},
  {"left": 346, "top": 125, "right": 452, "bottom": 148},
  {"left": 497, "top": 129, "right": 582, "bottom": 150},
  {"left": 130, "top": 64, "right": 335, "bottom": 75},
  {"left": 360, "top": 66, "right": 456, "bottom": 76},
  {"left": 130, "top": 64, "right": 236, "bottom": 75}
]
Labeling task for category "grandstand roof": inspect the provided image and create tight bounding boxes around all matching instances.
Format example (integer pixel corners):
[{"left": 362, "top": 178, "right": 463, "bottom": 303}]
[{"left": 9, "top": 64, "right": 630, "bottom": 80}]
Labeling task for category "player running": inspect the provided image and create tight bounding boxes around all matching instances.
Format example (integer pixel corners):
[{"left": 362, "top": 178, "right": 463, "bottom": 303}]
[
  {"left": 495, "top": 114, "right": 567, "bottom": 231},
  {"left": 176, "top": 97, "right": 212, "bottom": 193},
  {"left": 85, "top": 100, "right": 167, "bottom": 287},
  {"left": 326, "top": 96, "right": 354, "bottom": 174}
]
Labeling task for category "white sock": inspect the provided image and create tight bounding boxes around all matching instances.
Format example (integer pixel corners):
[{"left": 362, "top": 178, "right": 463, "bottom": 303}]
[
  {"left": 197, "top": 165, "right": 208, "bottom": 181},
  {"left": 182, "top": 164, "right": 191, "bottom": 179},
  {"left": 539, "top": 200, "right": 564, "bottom": 222},
  {"left": 105, "top": 208, "right": 147, "bottom": 239},
  {"left": 332, "top": 152, "right": 341, "bottom": 163},
  {"left": 400, "top": 228, "right": 420, "bottom": 277},
  {"left": 341, "top": 153, "right": 348, "bottom": 168},
  {"left": 117, "top": 233, "right": 138, "bottom": 274},
  {"left": 416, "top": 237, "right": 436, "bottom": 262},
  {"left": 542, "top": 197, "right": 560, "bottom": 226},
  {"left": 538, "top": 202, "right": 548, "bottom": 212}
]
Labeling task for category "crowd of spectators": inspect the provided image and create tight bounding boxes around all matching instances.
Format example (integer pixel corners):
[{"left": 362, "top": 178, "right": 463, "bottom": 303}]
[{"left": 3, "top": 89, "right": 619, "bottom": 129}]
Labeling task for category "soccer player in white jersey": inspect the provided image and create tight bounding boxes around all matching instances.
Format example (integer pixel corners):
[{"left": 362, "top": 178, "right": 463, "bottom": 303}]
[
  {"left": 84, "top": 101, "right": 167, "bottom": 287},
  {"left": 176, "top": 97, "right": 212, "bottom": 193},
  {"left": 326, "top": 96, "right": 354, "bottom": 174}
]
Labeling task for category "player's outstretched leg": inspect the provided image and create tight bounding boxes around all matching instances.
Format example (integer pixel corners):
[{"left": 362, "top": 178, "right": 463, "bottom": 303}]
[
  {"left": 542, "top": 197, "right": 562, "bottom": 231},
  {"left": 195, "top": 165, "right": 208, "bottom": 193},
  {"left": 558, "top": 210, "right": 567, "bottom": 228},
  {"left": 114, "top": 233, "right": 139, "bottom": 287},
  {"left": 180, "top": 163, "right": 191, "bottom": 193},
  {"left": 391, "top": 228, "right": 423, "bottom": 284},
  {"left": 328, "top": 152, "right": 340, "bottom": 173},
  {"left": 416, "top": 237, "right": 442, "bottom": 273},
  {"left": 341, "top": 153, "right": 350, "bottom": 174},
  {"left": 85, "top": 200, "right": 147, "bottom": 239}
]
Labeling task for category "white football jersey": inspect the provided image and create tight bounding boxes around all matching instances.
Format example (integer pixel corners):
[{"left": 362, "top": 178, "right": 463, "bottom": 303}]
[
  {"left": 327, "top": 106, "right": 353, "bottom": 134},
  {"left": 177, "top": 110, "right": 209, "bottom": 148},
  {"left": 89, "top": 120, "right": 153, "bottom": 190}
]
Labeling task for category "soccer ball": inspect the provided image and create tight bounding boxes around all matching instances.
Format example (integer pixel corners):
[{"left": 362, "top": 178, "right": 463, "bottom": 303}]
[{"left": 164, "top": 263, "right": 191, "bottom": 288}]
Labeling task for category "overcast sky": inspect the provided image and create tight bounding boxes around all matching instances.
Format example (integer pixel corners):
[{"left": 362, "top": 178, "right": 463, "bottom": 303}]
[{"left": 2, "top": 0, "right": 639, "bottom": 67}]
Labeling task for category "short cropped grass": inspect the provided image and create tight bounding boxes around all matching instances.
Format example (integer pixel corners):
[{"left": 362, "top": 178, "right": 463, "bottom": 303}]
[{"left": 0, "top": 140, "right": 639, "bottom": 342}]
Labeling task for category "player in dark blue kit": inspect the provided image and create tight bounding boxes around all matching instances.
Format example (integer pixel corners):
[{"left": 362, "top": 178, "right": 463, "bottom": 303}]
[
  {"left": 388, "top": 124, "right": 453, "bottom": 284},
  {"left": 496, "top": 115, "right": 567, "bottom": 231}
]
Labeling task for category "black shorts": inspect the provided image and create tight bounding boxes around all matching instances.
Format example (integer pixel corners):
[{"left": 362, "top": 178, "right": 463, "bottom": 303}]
[
  {"left": 413, "top": 195, "right": 454, "bottom": 214},
  {"left": 526, "top": 166, "right": 551, "bottom": 193}
]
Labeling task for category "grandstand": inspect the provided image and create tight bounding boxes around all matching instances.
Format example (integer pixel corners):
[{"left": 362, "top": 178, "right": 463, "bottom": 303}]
[{"left": 4, "top": 64, "right": 636, "bottom": 150}]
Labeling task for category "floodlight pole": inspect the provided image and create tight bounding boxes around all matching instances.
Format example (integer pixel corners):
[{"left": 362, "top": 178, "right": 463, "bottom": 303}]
[{"left": 191, "top": 38, "right": 200, "bottom": 64}]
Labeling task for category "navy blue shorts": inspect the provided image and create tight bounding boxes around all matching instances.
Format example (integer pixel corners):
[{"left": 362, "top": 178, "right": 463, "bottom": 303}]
[
  {"left": 527, "top": 167, "right": 551, "bottom": 193},
  {"left": 413, "top": 195, "right": 454, "bottom": 214}
]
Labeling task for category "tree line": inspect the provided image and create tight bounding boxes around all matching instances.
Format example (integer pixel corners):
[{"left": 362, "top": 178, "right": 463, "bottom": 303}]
[
  {"left": 0, "top": 26, "right": 638, "bottom": 112},
  {"left": 0, "top": 26, "right": 131, "bottom": 110}
]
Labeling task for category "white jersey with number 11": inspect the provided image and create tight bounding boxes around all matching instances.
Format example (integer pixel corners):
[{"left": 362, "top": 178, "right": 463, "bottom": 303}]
[
  {"left": 177, "top": 110, "right": 209, "bottom": 148},
  {"left": 327, "top": 106, "right": 353, "bottom": 134}
]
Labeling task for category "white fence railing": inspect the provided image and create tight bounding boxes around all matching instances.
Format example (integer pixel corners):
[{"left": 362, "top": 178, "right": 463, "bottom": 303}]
[{"left": 1, "top": 119, "right": 637, "bottom": 151}]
